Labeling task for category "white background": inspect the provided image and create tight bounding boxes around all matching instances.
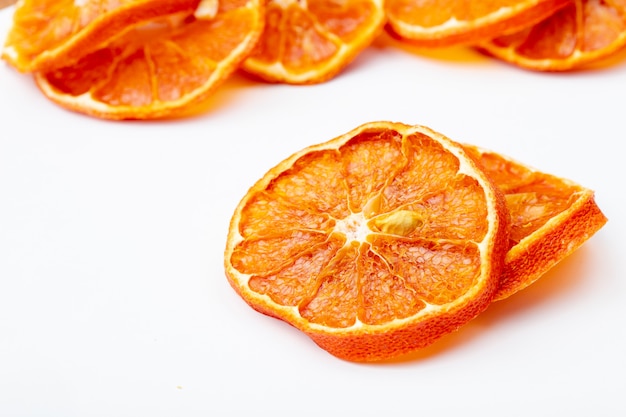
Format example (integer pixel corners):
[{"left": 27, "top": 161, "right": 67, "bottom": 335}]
[{"left": 1, "top": 7, "right": 625, "bottom": 416}]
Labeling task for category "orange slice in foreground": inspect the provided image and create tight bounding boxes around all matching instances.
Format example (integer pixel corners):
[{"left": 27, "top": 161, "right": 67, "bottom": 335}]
[
  {"left": 384, "top": 0, "right": 571, "bottom": 47},
  {"left": 478, "top": 0, "right": 626, "bottom": 71},
  {"left": 1, "top": 0, "right": 200, "bottom": 73},
  {"left": 241, "top": 0, "right": 386, "bottom": 84},
  {"left": 464, "top": 145, "right": 607, "bottom": 301},
  {"left": 32, "top": 0, "right": 265, "bottom": 120},
  {"left": 224, "top": 121, "right": 509, "bottom": 362}
]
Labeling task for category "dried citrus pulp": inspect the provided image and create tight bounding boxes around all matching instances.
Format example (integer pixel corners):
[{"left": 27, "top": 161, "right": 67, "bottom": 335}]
[
  {"left": 463, "top": 145, "right": 607, "bottom": 301},
  {"left": 478, "top": 0, "right": 626, "bottom": 71},
  {"left": 241, "top": 0, "right": 386, "bottom": 84},
  {"left": 384, "top": 0, "right": 571, "bottom": 47},
  {"left": 225, "top": 121, "right": 510, "bottom": 362},
  {"left": 1, "top": 0, "right": 265, "bottom": 119}
]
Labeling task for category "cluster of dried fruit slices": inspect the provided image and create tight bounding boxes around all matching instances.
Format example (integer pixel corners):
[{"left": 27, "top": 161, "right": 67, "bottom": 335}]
[
  {"left": 2, "top": 0, "right": 625, "bottom": 119},
  {"left": 224, "top": 121, "right": 607, "bottom": 362},
  {"left": 0, "top": 3, "right": 610, "bottom": 362}
]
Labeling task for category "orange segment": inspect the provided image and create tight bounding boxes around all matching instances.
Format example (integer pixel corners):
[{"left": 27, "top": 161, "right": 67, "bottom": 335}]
[
  {"left": 224, "top": 121, "right": 509, "bottom": 362},
  {"left": 385, "top": 0, "right": 571, "bottom": 47},
  {"left": 1, "top": 0, "right": 200, "bottom": 72},
  {"left": 478, "top": 0, "right": 626, "bottom": 70},
  {"left": 241, "top": 0, "right": 386, "bottom": 84},
  {"left": 32, "top": 0, "right": 265, "bottom": 119},
  {"left": 464, "top": 145, "right": 607, "bottom": 301}
]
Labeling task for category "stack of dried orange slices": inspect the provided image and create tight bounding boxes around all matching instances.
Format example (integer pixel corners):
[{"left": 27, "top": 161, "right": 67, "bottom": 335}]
[
  {"left": 224, "top": 121, "right": 607, "bottom": 362},
  {"left": 0, "top": 0, "right": 388, "bottom": 118},
  {"left": 2, "top": 0, "right": 624, "bottom": 120},
  {"left": 1, "top": 0, "right": 266, "bottom": 119},
  {"left": 385, "top": 0, "right": 626, "bottom": 71}
]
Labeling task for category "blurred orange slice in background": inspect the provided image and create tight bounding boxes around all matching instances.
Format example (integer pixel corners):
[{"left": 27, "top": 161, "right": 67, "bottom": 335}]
[
  {"left": 2, "top": 0, "right": 200, "bottom": 72},
  {"left": 241, "top": 0, "right": 387, "bottom": 84},
  {"left": 385, "top": 0, "right": 571, "bottom": 47},
  {"left": 478, "top": 0, "right": 626, "bottom": 71},
  {"left": 14, "top": 0, "right": 265, "bottom": 119}
]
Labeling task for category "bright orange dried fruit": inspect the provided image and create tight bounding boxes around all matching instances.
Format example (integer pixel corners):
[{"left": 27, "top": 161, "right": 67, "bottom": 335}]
[
  {"left": 464, "top": 144, "right": 607, "bottom": 300},
  {"left": 385, "top": 0, "right": 570, "bottom": 47},
  {"left": 2, "top": 0, "right": 265, "bottom": 119},
  {"left": 224, "top": 121, "right": 509, "bottom": 362},
  {"left": 2, "top": 0, "right": 199, "bottom": 72},
  {"left": 241, "top": 0, "right": 386, "bottom": 84},
  {"left": 478, "top": 0, "right": 626, "bottom": 71}
]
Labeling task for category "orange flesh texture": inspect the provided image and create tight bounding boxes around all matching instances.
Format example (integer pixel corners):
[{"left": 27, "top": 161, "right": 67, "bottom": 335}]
[
  {"left": 226, "top": 123, "right": 508, "bottom": 361},
  {"left": 385, "top": 0, "right": 571, "bottom": 47},
  {"left": 35, "top": 0, "right": 264, "bottom": 119},
  {"left": 483, "top": 0, "right": 626, "bottom": 69},
  {"left": 243, "top": 0, "right": 385, "bottom": 83},
  {"left": 464, "top": 146, "right": 608, "bottom": 300},
  {"left": 465, "top": 148, "right": 584, "bottom": 247},
  {"left": 1, "top": 0, "right": 201, "bottom": 72}
]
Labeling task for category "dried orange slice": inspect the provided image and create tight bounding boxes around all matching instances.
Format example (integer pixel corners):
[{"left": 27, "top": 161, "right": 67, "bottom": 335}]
[
  {"left": 224, "top": 121, "right": 509, "bottom": 362},
  {"left": 1, "top": 0, "right": 200, "bottom": 73},
  {"left": 478, "top": 0, "right": 626, "bottom": 71},
  {"left": 31, "top": 0, "right": 265, "bottom": 120},
  {"left": 385, "top": 0, "right": 570, "bottom": 47},
  {"left": 464, "top": 145, "right": 607, "bottom": 301},
  {"left": 241, "top": 0, "right": 386, "bottom": 84}
]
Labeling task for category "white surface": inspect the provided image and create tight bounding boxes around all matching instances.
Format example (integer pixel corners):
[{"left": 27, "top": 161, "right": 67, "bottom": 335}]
[{"left": 1, "top": 7, "right": 624, "bottom": 417}]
